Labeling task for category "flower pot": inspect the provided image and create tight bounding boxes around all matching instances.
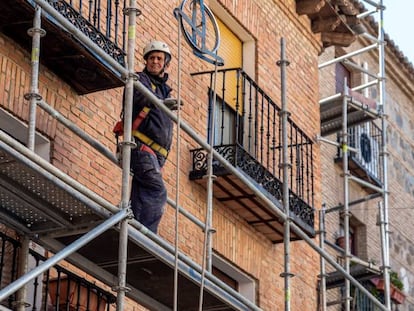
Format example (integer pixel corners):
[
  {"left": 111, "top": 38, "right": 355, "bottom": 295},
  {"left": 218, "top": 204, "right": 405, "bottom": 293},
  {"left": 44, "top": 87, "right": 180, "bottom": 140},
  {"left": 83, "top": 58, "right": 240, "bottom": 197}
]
[
  {"left": 336, "top": 236, "right": 352, "bottom": 250},
  {"left": 391, "top": 286, "right": 406, "bottom": 304},
  {"left": 48, "top": 278, "right": 108, "bottom": 311},
  {"left": 370, "top": 277, "right": 406, "bottom": 304}
]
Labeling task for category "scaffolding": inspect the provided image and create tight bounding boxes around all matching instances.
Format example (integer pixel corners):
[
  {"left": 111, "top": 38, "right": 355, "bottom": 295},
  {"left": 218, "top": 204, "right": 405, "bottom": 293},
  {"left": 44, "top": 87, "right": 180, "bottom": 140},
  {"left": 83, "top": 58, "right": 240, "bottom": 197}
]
[
  {"left": 0, "top": 0, "right": 394, "bottom": 311},
  {"left": 317, "top": 0, "right": 391, "bottom": 310}
]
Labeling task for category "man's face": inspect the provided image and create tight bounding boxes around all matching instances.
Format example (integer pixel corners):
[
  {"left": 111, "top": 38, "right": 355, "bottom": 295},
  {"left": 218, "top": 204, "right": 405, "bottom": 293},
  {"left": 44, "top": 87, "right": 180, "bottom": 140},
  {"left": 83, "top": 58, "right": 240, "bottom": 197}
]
[{"left": 145, "top": 51, "right": 167, "bottom": 76}]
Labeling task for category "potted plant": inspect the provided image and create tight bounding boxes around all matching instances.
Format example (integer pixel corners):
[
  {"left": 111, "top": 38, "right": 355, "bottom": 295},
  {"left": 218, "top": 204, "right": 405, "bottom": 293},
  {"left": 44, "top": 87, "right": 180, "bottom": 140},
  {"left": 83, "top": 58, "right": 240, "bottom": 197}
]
[
  {"left": 370, "top": 271, "right": 406, "bottom": 304},
  {"left": 389, "top": 271, "right": 405, "bottom": 304},
  {"left": 334, "top": 228, "right": 352, "bottom": 250}
]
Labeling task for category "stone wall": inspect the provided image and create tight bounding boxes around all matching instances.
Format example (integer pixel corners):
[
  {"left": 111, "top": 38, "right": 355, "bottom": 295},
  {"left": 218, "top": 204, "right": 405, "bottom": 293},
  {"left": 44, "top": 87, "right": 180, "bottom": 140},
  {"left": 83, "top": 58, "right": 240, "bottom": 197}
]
[{"left": 319, "top": 22, "right": 414, "bottom": 309}]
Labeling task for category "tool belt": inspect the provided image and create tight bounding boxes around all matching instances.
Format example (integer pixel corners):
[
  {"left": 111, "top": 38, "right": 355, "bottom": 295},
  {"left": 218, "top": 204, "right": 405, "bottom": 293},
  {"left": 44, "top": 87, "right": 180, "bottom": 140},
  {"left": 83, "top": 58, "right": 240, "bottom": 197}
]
[{"left": 132, "top": 130, "right": 169, "bottom": 158}]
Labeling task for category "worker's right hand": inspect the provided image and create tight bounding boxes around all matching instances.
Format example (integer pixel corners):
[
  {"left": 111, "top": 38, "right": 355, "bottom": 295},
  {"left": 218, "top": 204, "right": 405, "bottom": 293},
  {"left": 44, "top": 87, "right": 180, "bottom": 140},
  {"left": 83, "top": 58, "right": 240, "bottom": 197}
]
[{"left": 164, "top": 98, "right": 184, "bottom": 110}]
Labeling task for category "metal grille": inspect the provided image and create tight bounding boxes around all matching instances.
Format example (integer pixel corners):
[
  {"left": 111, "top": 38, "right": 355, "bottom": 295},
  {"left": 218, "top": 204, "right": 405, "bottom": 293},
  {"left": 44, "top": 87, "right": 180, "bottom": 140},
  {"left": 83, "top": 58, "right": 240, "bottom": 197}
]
[{"left": 0, "top": 149, "right": 103, "bottom": 233}]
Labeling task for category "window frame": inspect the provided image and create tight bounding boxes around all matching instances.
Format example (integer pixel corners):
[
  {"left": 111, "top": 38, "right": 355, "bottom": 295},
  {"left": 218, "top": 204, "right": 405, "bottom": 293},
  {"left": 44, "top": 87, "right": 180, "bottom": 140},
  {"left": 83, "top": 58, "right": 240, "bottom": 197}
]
[
  {"left": 0, "top": 107, "right": 50, "bottom": 161},
  {"left": 212, "top": 253, "right": 257, "bottom": 303}
]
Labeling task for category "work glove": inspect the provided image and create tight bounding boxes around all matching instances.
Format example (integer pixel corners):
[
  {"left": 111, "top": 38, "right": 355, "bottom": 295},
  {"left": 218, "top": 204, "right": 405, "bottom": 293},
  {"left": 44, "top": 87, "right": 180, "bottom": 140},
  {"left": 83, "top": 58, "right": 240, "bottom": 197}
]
[{"left": 164, "top": 98, "right": 184, "bottom": 111}]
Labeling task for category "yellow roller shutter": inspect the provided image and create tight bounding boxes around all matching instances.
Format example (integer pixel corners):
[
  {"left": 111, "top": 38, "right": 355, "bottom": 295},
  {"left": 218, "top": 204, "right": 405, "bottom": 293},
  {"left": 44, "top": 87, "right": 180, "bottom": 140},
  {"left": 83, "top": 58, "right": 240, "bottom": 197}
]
[{"left": 216, "top": 18, "right": 242, "bottom": 112}]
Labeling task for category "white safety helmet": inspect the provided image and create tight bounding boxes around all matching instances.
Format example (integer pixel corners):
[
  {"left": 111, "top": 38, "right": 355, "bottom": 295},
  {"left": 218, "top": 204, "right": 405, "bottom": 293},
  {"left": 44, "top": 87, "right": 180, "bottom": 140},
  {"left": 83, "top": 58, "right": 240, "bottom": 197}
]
[{"left": 143, "top": 40, "right": 171, "bottom": 63}]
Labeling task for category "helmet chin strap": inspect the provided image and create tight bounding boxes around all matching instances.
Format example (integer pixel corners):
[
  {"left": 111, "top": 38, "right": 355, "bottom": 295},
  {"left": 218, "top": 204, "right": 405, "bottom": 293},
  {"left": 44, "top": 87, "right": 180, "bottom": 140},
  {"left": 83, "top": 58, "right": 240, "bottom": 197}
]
[
  {"left": 156, "top": 66, "right": 166, "bottom": 77},
  {"left": 158, "top": 61, "right": 170, "bottom": 76}
]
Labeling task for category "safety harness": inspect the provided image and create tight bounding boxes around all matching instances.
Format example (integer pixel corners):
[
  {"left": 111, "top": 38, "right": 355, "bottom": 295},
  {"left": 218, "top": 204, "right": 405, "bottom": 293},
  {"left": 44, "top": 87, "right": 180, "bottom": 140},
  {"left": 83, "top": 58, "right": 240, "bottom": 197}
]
[{"left": 113, "top": 106, "right": 169, "bottom": 158}]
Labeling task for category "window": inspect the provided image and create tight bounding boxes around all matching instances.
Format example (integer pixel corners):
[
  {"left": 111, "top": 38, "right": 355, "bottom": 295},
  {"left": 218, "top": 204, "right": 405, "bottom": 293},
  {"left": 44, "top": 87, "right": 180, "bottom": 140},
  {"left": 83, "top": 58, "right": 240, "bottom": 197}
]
[
  {"left": 337, "top": 216, "right": 368, "bottom": 258},
  {"left": 215, "top": 17, "right": 242, "bottom": 112},
  {"left": 209, "top": 1, "right": 255, "bottom": 77},
  {"left": 335, "top": 61, "right": 351, "bottom": 93},
  {"left": 212, "top": 266, "right": 238, "bottom": 290},
  {"left": 208, "top": 94, "right": 237, "bottom": 146},
  {"left": 206, "top": 17, "right": 242, "bottom": 146},
  {"left": 207, "top": 2, "right": 255, "bottom": 148},
  {"left": 212, "top": 254, "right": 256, "bottom": 303},
  {"left": 336, "top": 223, "right": 356, "bottom": 255},
  {"left": 0, "top": 108, "right": 50, "bottom": 161}
]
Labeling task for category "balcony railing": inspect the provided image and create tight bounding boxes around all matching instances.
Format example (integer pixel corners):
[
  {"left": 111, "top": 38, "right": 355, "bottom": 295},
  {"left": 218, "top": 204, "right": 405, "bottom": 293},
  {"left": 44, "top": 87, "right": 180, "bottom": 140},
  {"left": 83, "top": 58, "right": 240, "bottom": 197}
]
[
  {"left": 46, "top": 0, "right": 127, "bottom": 64},
  {"left": 0, "top": 0, "right": 128, "bottom": 93},
  {"left": 336, "top": 121, "right": 383, "bottom": 188},
  {"left": 190, "top": 68, "right": 315, "bottom": 238},
  {"left": 0, "top": 232, "right": 116, "bottom": 311}
]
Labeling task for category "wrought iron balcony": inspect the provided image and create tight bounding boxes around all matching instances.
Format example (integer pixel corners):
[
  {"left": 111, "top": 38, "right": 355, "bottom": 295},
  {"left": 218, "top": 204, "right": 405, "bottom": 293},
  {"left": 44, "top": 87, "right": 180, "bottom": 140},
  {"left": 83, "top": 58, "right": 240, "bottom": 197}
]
[
  {"left": 0, "top": 0, "right": 127, "bottom": 94},
  {"left": 0, "top": 232, "right": 116, "bottom": 311},
  {"left": 190, "top": 68, "right": 315, "bottom": 243},
  {"left": 335, "top": 121, "right": 383, "bottom": 191}
]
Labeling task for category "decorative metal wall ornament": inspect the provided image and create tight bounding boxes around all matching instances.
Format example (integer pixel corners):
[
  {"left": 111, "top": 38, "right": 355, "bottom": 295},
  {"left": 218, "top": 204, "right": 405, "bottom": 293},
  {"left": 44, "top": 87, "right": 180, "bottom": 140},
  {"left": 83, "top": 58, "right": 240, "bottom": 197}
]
[{"left": 174, "top": 0, "right": 224, "bottom": 66}]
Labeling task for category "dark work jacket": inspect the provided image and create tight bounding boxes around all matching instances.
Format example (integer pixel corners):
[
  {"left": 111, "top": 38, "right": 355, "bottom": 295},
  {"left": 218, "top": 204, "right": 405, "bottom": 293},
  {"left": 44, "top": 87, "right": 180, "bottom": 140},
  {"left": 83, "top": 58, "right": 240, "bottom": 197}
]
[{"left": 126, "top": 69, "right": 173, "bottom": 157}]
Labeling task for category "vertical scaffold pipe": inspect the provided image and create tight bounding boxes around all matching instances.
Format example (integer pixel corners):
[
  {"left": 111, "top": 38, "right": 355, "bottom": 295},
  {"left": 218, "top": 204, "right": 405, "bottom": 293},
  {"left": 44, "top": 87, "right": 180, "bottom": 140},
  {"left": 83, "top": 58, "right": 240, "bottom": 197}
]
[
  {"left": 379, "top": 201, "right": 390, "bottom": 309},
  {"left": 116, "top": 1, "right": 140, "bottom": 311},
  {"left": 19, "top": 6, "right": 45, "bottom": 309},
  {"left": 319, "top": 207, "right": 327, "bottom": 311},
  {"left": 342, "top": 80, "right": 351, "bottom": 311},
  {"left": 173, "top": 10, "right": 183, "bottom": 311},
  {"left": 26, "top": 5, "right": 44, "bottom": 152},
  {"left": 277, "top": 38, "right": 293, "bottom": 311},
  {"left": 15, "top": 237, "right": 30, "bottom": 311},
  {"left": 377, "top": 1, "right": 391, "bottom": 309},
  {"left": 198, "top": 50, "right": 220, "bottom": 311}
]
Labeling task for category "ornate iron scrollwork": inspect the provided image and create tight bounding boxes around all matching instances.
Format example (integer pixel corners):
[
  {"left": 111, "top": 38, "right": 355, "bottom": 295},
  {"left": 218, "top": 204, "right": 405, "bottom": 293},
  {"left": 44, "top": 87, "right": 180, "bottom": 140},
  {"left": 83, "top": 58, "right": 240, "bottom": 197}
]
[
  {"left": 190, "top": 144, "right": 314, "bottom": 228},
  {"left": 46, "top": 0, "right": 125, "bottom": 66}
]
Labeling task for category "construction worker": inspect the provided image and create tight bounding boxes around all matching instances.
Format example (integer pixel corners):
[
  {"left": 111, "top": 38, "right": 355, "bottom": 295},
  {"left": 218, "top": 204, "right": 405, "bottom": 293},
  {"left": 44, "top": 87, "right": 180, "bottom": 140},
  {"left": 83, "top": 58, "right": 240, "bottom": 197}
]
[{"left": 126, "top": 40, "right": 176, "bottom": 233}]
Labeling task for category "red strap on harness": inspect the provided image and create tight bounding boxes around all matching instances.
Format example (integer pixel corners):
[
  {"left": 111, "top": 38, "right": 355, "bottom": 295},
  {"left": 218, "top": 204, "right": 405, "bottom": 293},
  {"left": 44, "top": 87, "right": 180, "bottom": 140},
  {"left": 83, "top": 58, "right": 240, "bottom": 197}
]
[
  {"left": 112, "top": 120, "right": 124, "bottom": 136},
  {"left": 113, "top": 107, "right": 151, "bottom": 137},
  {"left": 139, "top": 144, "right": 156, "bottom": 156},
  {"left": 139, "top": 143, "right": 164, "bottom": 172},
  {"left": 132, "top": 107, "right": 150, "bottom": 131}
]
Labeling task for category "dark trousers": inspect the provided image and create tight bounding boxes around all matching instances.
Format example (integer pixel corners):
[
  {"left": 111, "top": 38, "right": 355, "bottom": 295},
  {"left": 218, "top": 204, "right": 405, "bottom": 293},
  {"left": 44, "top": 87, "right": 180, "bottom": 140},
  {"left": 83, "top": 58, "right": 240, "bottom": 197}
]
[{"left": 130, "top": 148, "right": 166, "bottom": 233}]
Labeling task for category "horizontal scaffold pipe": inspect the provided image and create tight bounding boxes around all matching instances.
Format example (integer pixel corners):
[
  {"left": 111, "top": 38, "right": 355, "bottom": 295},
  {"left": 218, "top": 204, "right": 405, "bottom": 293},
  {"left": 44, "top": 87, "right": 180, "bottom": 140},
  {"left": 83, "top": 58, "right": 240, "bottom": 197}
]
[
  {"left": 324, "top": 239, "right": 382, "bottom": 274},
  {"left": 0, "top": 209, "right": 129, "bottom": 302},
  {"left": 167, "top": 197, "right": 206, "bottom": 230},
  {"left": 357, "top": 8, "right": 377, "bottom": 19},
  {"left": 342, "top": 60, "right": 378, "bottom": 79},
  {"left": 319, "top": 79, "right": 379, "bottom": 106},
  {"left": 325, "top": 192, "right": 382, "bottom": 213},
  {"left": 361, "top": 32, "right": 382, "bottom": 44},
  {"left": 351, "top": 79, "right": 380, "bottom": 93},
  {"left": 28, "top": 1, "right": 388, "bottom": 310},
  {"left": 361, "top": 0, "right": 385, "bottom": 9},
  {"left": 36, "top": 100, "right": 119, "bottom": 165},
  {"left": 318, "top": 43, "right": 378, "bottom": 69},
  {"left": 349, "top": 175, "right": 384, "bottom": 193}
]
